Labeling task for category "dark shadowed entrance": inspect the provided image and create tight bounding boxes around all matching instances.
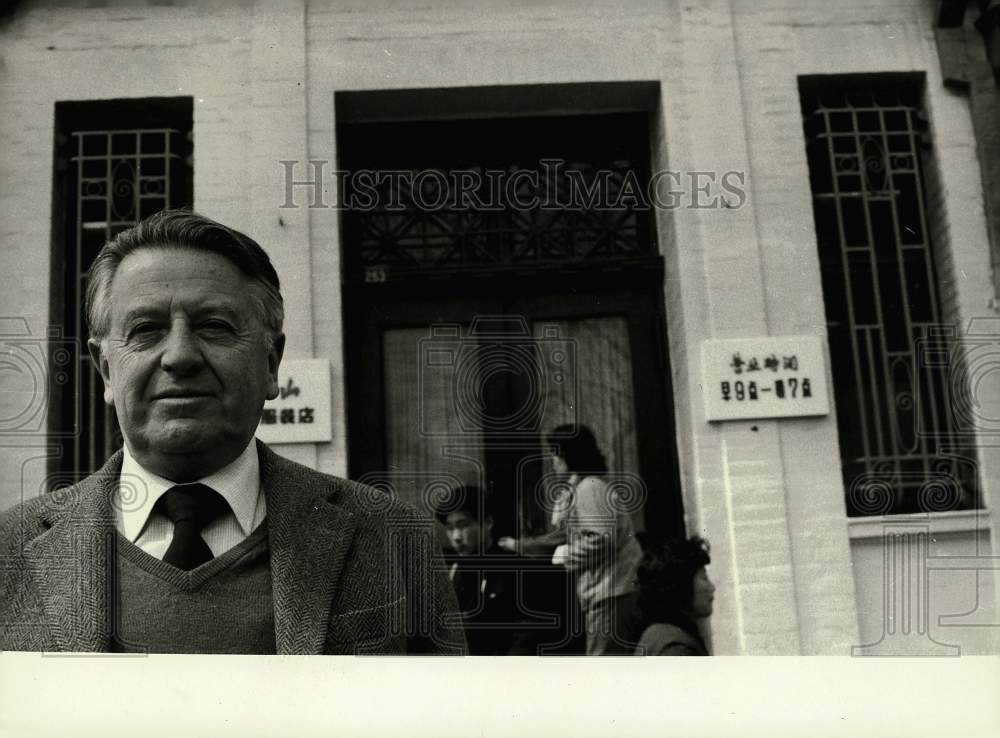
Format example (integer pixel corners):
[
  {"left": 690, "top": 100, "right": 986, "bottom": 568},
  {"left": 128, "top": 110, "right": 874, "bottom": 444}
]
[{"left": 338, "top": 90, "right": 683, "bottom": 540}]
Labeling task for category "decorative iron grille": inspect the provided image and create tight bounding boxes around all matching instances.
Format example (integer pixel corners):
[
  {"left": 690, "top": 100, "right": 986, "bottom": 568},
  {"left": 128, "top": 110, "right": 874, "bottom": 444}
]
[
  {"left": 338, "top": 113, "right": 657, "bottom": 283},
  {"left": 801, "top": 80, "right": 979, "bottom": 516},
  {"left": 56, "top": 110, "right": 192, "bottom": 479}
]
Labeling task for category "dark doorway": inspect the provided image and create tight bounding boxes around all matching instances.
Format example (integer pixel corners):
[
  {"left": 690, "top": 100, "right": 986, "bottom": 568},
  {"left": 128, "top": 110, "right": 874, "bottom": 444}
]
[{"left": 338, "top": 92, "right": 683, "bottom": 540}]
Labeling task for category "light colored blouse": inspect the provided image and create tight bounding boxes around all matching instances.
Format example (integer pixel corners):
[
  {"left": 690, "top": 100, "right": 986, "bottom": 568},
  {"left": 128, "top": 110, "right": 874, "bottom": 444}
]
[{"left": 563, "top": 474, "right": 643, "bottom": 610}]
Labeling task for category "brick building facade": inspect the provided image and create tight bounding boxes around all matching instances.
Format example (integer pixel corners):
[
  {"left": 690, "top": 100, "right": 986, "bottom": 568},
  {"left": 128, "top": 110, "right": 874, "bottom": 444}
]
[{"left": 1, "top": 0, "right": 998, "bottom": 655}]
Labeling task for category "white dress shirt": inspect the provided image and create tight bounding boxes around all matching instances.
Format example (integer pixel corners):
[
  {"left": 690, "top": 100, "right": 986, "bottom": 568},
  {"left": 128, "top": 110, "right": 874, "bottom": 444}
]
[{"left": 114, "top": 441, "right": 267, "bottom": 560}]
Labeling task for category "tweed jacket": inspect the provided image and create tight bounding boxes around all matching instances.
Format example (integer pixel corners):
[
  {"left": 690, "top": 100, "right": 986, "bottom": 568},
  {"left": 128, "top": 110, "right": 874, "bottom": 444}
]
[{"left": 0, "top": 441, "right": 466, "bottom": 655}]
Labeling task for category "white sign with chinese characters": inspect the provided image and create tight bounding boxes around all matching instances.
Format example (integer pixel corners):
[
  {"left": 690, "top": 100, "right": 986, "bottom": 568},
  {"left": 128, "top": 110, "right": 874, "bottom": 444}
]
[
  {"left": 702, "top": 336, "right": 830, "bottom": 421},
  {"left": 255, "top": 358, "right": 333, "bottom": 443}
]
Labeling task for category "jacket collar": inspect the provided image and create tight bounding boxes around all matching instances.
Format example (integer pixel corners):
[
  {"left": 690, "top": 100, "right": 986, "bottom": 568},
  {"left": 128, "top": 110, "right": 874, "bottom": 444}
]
[
  {"left": 25, "top": 451, "right": 121, "bottom": 652},
  {"left": 257, "top": 440, "right": 357, "bottom": 654},
  {"left": 25, "top": 441, "right": 358, "bottom": 654}
]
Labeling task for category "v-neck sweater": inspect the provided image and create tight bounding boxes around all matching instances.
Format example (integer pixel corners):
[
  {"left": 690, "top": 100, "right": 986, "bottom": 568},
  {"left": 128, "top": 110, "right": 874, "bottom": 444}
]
[{"left": 109, "top": 523, "right": 275, "bottom": 654}]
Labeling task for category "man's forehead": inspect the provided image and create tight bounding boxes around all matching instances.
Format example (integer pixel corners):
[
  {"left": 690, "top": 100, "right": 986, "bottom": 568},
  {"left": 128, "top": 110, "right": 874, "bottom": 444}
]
[
  {"left": 115, "top": 243, "right": 244, "bottom": 273},
  {"left": 118, "top": 297, "right": 244, "bottom": 318},
  {"left": 112, "top": 247, "right": 247, "bottom": 291},
  {"left": 108, "top": 247, "right": 252, "bottom": 316}
]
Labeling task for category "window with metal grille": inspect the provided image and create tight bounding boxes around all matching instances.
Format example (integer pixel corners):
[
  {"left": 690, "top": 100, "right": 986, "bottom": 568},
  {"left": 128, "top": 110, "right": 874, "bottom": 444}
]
[
  {"left": 51, "top": 98, "right": 193, "bottom": 481},
  {"left": 799, "top": 75, "right": 979, "bottom": 516},
  {"left": 337, "top": 112, "right": 658, "bottom": 285}
]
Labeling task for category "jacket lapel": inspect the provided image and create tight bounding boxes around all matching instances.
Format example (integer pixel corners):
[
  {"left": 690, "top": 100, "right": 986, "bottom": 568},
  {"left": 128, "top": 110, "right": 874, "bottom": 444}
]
[
  {"left": 25, "top": 453, "right": 122, "bottom": 652},
  {"left": 24, "top": 443, "right": 358, "bottom": 654},
  {"left": 260, "top": 442, "right": 357, "bottom": 654}
]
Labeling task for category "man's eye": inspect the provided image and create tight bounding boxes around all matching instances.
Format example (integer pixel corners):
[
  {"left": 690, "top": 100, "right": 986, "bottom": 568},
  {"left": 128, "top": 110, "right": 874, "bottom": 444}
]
[
  {"left": 127, "top": 323, "right": 161, "bottom": 338},
  {"left": 199, "top": 320, "right": 234, "bottom": 332}
]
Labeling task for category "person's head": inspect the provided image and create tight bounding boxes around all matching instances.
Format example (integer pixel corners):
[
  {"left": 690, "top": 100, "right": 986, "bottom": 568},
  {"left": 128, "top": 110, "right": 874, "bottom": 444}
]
[
  {"left": 637, "top": 536, "right": 715, "bottom": 621},
  {"left": 545, "top": 424, "right": 608, "bottom": 476},
  {"left": 435, "top": 485, "right": 493, "bottom": 555},
  {"left": 85, "top": 209, "right": 286, "bottom": 482}
]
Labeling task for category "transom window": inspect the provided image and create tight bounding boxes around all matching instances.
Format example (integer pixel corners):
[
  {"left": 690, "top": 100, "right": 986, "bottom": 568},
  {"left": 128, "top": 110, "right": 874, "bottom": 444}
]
[{"left": 338, "top": 112, "right": 657, "bottom": 284}]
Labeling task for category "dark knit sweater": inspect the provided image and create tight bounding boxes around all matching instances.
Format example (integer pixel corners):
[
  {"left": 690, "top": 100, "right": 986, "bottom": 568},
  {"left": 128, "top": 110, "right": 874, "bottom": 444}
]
[{"left": 110, "top": 523, "right": 275, "bottom": 654}]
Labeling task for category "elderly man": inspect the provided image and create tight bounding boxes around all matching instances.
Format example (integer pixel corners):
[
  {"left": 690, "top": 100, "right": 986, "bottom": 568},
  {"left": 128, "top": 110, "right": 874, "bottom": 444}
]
[{"left": 0, "top": 210, "right": 464, "bottom": 654}]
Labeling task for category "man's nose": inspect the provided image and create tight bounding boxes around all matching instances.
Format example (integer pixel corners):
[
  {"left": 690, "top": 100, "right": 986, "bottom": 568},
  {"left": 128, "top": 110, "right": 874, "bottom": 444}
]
[{"left": 160, "top": 321, "right": 204, "bottom": 374}]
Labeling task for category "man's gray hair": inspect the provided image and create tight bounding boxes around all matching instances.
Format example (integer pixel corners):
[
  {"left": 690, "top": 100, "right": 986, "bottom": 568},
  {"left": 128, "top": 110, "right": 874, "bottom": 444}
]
[{"left": 85, "top": 209, "right": 284, "bottom": 349}]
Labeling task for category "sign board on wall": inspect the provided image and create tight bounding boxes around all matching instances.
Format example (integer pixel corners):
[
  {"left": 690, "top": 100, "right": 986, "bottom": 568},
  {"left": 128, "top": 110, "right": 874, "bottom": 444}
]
[
  {"left": 702, "top": 336, "right": 830, "bottom": 421},
  {"left": 255, "top": 358, "right": 332, "bottom": 443}
]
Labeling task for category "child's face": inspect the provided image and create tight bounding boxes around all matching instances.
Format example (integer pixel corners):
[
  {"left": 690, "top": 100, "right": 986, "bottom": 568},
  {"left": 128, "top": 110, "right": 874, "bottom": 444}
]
[{"left": 445, "top": 511, "right": 490, "bottom": 555}]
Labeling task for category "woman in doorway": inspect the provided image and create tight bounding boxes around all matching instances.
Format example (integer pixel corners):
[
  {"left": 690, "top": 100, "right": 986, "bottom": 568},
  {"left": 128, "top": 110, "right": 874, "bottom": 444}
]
[
  {"left": 634, "top": 536, "right": 714, "bottom": 656},
  {"left": 502, "top": 424, "right": 644, "bottom": 655}
]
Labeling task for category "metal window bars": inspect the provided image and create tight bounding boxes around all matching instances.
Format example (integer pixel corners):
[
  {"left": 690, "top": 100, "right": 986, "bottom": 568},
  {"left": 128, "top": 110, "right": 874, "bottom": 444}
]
[
  {"left": 338, "top": 114, "right": 657, "bottom": 284},
  {"left": 801, "top": 87, "right": 979, "bottom": 516},
  {"left": 67, "top": 127, "right": 188, "bottom": 477}
]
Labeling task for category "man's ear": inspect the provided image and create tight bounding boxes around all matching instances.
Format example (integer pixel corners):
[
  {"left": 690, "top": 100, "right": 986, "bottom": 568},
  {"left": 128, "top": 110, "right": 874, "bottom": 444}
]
[
  {"left": 265, "top": 333, "right": 286, "bottom": 400},
  {"left": 87, "top": 338, "right": 114, "bottom": 406}
]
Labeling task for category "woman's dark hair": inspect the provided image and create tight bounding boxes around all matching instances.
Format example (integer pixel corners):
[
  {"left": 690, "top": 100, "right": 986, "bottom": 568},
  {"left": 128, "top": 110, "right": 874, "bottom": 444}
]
[
  {"left": 637, "top": 536, "right": 711, "bottom": 620},
  {"left": 546, "top": 424, "right": 607, "bottom": 474}
]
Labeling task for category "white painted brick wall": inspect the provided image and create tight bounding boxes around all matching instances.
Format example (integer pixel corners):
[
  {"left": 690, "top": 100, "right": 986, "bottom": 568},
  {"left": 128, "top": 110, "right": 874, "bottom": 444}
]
[
  {"left": 0, "top": 3, "right": 313, "bottom": 501},
  {"left": 1, "top": 0, "right": 996, "bottom": 654}
]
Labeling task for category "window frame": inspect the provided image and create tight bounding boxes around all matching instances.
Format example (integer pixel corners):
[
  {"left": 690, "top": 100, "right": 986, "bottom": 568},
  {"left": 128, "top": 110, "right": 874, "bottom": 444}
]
[
  {"left": 799, "top": 73, "right": 981, "bottom": 517},
  {"left": 49, "top": 97, "right": 193, "bottom": 483}
]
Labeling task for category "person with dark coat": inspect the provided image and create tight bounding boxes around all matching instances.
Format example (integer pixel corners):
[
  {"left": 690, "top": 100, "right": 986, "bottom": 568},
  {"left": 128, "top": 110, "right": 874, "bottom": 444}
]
[
  {"left": 0, "top": 210, "right": 463, "bottom": 654},
  {"left": 437, "top": 485, "right": 581, "bottom": 655},
  {"left": 634, "top": 536, "right": 715, "bottom": 656}
]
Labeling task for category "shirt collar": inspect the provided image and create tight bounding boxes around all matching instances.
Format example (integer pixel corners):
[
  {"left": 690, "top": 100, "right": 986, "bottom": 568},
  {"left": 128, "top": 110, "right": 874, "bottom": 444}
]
[{"left": 118, "top": 440, "right": 261, "bottom": 543}]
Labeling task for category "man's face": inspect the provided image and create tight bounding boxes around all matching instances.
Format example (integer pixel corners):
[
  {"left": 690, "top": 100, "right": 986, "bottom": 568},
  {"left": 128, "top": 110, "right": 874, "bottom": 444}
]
[
  {"left": 88, "top": 246, "right": 284, "bottom": 480},
  {"left": 444, "top": 511, "right": 491, "bottom": 556}
]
